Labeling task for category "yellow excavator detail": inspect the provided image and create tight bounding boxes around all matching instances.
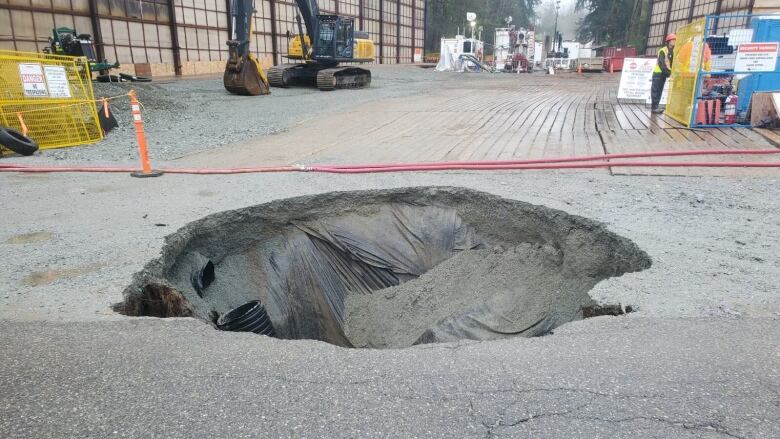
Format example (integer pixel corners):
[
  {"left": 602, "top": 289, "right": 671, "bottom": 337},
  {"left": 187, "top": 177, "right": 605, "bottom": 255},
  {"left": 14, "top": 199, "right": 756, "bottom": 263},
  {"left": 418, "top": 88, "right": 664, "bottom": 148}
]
[
  {"left": 223, "top": 0, "right": 270, "bottom": 96},
  {"left": 287, "top": 35, "right": 312, "bottom": 60}
]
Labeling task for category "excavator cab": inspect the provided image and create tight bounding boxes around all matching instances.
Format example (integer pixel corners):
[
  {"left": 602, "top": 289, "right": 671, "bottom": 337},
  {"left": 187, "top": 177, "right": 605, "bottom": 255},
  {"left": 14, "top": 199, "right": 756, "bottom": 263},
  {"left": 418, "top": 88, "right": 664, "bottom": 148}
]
[{"left": 313, "top": 16, "right": 354, "bottom": 61}]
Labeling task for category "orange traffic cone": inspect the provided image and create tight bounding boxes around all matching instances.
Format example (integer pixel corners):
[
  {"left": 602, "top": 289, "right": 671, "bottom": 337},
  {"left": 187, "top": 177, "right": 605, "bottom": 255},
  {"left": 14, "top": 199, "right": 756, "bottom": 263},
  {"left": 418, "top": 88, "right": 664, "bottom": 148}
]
[
  {"left": 609, "top": 61, "right": 614, "bottom": 74},
  {"left": 128, "top": 90, "right": 163, "bottom": 178},
  {"left": 577, "top": 63, "right": 582, "bottom": 74}
]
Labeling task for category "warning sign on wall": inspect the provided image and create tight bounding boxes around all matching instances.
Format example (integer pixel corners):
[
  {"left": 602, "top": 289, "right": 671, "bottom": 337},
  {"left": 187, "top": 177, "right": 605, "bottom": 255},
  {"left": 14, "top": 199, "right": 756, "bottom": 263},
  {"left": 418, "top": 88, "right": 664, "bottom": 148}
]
[
  {"left": 414, "top": 48, "right": 423, "bottom": 63},
  {"left": 735, "top": 43, "right": 779, "bottom": 72},
  {"left": 43, "top": 66, "right": 71, "bottom": 98},
  {"left": 18, "top": 63, "right": 48, "bottom": 97}
]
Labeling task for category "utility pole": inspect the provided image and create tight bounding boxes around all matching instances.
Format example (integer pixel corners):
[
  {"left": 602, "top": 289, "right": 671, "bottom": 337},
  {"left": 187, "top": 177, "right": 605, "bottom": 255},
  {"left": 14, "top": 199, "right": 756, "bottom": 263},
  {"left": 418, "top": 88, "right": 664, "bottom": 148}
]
[{"left": 552, "top": 0, "right": 561, "bottom": 52}]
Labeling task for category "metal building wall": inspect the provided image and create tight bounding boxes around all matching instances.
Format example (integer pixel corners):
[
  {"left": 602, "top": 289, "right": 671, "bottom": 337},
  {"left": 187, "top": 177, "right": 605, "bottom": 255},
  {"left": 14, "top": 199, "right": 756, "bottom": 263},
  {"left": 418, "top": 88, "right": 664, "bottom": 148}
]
[
  {"left": 645, "top": 0, "right": 754, "bottom": 55},
  {"left": 0, "top": 0, "right": 426, "bottom": 76}
]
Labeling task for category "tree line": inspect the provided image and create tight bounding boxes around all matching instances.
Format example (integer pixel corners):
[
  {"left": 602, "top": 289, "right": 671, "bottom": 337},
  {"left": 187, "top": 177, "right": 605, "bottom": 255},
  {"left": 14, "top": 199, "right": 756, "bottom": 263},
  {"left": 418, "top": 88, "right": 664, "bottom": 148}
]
[
  {"left": 424, "top": 0, "right": 651, "bottom": 54},
  {"left": 575, "top": 0, "right": 651, "bottom": 50},
  {"left": 424, "top": 0, "right": 539, "bottom": 52}
]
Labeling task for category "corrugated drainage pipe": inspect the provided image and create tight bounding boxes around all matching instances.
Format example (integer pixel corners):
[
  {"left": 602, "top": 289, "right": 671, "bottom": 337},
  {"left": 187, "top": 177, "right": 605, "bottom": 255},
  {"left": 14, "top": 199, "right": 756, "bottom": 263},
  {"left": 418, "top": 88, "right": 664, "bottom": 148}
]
[{"left": 216, "top": 300, "right": 276, "bottom": 336}]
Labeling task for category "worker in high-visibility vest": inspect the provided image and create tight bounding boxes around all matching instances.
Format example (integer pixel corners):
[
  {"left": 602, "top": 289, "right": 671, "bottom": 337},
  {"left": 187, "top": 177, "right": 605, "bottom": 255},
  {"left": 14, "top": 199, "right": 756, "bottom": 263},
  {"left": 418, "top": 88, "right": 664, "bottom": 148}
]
[
  {"left": 651, "top": 33, "right": 676, "bottom": 114},
  {"left": 677, "top": 39, "right": 713, "bottom": 73}
]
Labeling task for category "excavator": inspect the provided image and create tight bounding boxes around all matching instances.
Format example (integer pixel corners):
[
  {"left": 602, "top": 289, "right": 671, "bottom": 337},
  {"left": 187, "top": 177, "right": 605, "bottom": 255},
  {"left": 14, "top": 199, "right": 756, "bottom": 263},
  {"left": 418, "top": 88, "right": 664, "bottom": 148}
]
[
  {"left": 223, "top": 0, "right": 375, "bottom": 95},
  {"left": 223, "top": 0, "right": 271, "bottom": 95}
]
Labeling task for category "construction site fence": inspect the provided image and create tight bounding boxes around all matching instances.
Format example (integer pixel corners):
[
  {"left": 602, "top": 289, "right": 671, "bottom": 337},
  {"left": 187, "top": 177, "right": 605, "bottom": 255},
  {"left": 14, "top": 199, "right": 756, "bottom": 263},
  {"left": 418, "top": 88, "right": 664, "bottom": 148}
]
[
  {"left": 692, "top": 14, "right": 780, "bottom": 128},
  {"left": 667, "top": 15, "right": 780, "bottom": 128},
  {"left": 0, "top": 49, "right": 103, "bottom": 149},
  {"left": 665, "top": 19, "right": 706, "bottom": 127}
]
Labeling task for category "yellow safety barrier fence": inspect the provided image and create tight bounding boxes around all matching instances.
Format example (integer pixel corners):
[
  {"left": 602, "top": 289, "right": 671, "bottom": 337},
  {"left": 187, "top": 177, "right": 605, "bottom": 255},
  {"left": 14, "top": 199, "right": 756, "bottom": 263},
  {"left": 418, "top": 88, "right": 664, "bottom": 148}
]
[
  {"left": 0, "top": 49, "right": 103, "bottom": 149},
  {"left": 666, "top": 19, "right": 706, "bottom": 127}
]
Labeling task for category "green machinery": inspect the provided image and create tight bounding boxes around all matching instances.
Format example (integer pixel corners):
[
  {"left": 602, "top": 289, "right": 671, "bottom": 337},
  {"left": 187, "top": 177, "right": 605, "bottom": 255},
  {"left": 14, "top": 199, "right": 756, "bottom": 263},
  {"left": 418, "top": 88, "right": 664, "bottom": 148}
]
[{"left": 44, "top": 27, "right": 119, "bottom": 73}]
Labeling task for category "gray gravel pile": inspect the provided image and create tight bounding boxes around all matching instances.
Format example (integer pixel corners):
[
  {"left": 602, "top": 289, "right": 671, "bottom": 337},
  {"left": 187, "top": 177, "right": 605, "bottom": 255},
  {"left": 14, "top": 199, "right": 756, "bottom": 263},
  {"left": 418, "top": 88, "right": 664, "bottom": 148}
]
[
  {"left": 19, "top": 66, "right": 441, "bottom": 163},
  {"left": 345, "top": 244, "right": 590, "bottom": 348}
]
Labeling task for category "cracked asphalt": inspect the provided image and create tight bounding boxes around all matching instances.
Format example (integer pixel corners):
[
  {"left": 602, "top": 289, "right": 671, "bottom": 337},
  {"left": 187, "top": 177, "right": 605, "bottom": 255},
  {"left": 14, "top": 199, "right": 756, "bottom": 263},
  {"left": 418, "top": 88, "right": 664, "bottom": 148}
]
[{"left": 1, "top": 317, "right": 777, "bottom": 438}]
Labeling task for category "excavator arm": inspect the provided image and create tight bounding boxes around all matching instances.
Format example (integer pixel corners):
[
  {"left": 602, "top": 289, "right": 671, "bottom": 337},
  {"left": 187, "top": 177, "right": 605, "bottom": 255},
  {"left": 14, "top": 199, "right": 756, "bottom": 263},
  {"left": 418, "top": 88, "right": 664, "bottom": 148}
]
[
  {"left": 223, "top": 0, "right": 271, "bottom": 95},
  {"left": 295, "top": 0, "right": 320, "bottom": 42}
]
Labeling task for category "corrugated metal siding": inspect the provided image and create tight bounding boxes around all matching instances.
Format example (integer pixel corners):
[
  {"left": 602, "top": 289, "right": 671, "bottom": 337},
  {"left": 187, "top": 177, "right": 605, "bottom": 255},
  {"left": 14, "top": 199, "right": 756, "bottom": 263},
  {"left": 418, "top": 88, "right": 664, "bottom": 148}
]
[
  {"left": 645, "top": 0, "right": 753, "bottom": 55},
  {"left": 0, "top": 0, "right": 426, "bottom": 75}
]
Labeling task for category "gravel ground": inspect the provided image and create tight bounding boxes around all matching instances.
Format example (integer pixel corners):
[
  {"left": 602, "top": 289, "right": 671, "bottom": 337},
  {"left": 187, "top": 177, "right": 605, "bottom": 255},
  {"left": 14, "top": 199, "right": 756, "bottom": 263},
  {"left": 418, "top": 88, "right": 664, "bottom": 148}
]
[
  {"left": 1, "top": 66, "right": 777, "bottom": 323},
  {"left": 5, "top": 65, "right": 446, "bottom": 164},
  {"left": 1, "top": 171, "right": 778, "bottom": 322}
]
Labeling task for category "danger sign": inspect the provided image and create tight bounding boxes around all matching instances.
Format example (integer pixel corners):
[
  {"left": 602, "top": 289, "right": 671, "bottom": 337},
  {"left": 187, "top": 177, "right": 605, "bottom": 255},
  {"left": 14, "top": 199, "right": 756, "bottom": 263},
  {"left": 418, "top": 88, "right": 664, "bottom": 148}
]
[
  {"left": 735, "top": 42, "right": 779, "bottom": 72},
  {"left": 617, "top": 58, "right": 656, "bottom": 100},
  {"left": 18, "top": 63, "right": 48, "bottom": 97}
]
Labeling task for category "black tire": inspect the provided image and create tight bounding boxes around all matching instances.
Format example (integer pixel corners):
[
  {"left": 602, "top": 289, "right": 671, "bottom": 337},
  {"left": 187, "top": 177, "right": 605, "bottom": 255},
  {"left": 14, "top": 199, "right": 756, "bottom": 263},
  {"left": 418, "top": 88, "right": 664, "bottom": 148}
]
[
  {"left": 96, "top": 74, "right": 123, "bottom": 83},
  {"left": 120, "top": 73, "right": 152, "bottom": 82},
  {"left": 0, "top": 127, "right": 38, "bottom": 156}
]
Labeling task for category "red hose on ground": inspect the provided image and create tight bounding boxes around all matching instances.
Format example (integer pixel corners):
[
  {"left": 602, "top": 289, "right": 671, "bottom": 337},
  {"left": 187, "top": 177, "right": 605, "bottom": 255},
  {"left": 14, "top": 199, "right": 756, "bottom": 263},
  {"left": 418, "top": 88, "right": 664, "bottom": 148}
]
[
  {"left": 0, "top": 149, "right": 779, "bottom": 174},
  {"left": 310, "top": 161, "right": 780, "bottom": 174},
  {"left": 319, "top": 149, "right": 780, "bottom": 169},
  {"left": 0, "top": 165, "right": 299, "bottom": 174}
]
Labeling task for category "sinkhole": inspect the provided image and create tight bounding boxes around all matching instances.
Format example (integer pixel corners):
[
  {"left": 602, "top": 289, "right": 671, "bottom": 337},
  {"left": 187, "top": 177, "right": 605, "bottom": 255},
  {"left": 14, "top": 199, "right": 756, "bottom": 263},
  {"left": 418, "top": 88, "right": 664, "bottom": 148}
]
[{"left": 117, "top": 187, "right": 651, "bottom": 349}]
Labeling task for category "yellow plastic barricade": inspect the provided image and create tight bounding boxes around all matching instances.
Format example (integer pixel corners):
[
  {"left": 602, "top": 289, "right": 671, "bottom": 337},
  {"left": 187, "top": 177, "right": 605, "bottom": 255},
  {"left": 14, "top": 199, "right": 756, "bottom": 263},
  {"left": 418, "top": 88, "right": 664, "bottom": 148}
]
[
  {"left": 0, "top": 50, "right": 103, "bottom": 149},
  {"left": 665, "top": 20, "right": 706, "bottom": 126}
]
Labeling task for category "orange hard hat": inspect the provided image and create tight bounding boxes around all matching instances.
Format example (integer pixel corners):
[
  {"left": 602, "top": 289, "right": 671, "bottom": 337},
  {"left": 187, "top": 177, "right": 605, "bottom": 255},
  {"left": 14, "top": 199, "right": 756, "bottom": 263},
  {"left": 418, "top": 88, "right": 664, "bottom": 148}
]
[{"left": 666, "top": 33, "right": 677, "bottom": 42}]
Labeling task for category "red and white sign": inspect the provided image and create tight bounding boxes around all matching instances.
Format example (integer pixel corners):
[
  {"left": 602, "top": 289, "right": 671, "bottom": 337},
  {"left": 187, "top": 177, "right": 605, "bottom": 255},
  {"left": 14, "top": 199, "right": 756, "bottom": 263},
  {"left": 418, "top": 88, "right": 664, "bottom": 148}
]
[
  {"left": 414, "top": 48, "right": 422, "bottom": 63},
  {"left": 617, "top": 57, "right": 670, "bottom": 104},
  {"left": 617, "top": 57, "right": 656, "bottom": 100},
  {"left": 18, "top": 63, "right": 48, "bottom": 97},
  {"left": 735, "top": 42, "right": 779, "bottom": 72}
]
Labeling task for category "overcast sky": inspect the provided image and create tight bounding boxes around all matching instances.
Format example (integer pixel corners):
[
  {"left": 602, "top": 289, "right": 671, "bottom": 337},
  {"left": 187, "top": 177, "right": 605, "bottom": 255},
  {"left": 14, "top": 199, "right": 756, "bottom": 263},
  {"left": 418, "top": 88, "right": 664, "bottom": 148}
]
[{"left": 541, "top": 0, "right": 579, "bottom": 14}]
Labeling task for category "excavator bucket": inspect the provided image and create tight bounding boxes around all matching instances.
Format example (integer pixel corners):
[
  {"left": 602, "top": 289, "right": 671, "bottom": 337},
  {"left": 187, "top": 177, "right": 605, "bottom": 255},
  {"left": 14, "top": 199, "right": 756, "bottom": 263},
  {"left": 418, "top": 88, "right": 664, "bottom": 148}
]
[{"left": 223, "top": 56, "right": 271, "bottom": 96}]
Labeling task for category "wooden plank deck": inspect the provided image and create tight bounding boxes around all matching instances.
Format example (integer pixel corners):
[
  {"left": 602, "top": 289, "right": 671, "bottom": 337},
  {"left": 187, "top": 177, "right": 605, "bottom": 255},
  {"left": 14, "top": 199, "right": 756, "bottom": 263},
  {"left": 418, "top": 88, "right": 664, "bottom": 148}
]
[{"left": 182, "top": 73, "right": 779, "bottom": 176}]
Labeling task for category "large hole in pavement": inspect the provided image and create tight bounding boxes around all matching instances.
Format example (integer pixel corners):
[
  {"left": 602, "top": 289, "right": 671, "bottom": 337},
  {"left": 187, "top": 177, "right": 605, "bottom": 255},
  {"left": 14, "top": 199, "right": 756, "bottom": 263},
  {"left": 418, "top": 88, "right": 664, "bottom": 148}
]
[{"left": 117, "top": 187, "right": 651, "bottom": 348}]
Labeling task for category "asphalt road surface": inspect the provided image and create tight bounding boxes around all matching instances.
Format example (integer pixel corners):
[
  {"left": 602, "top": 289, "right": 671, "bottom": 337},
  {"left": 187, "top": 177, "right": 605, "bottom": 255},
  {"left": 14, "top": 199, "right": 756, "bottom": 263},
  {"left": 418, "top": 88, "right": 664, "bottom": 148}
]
[{"left": 2, "top": 317, "right": 778, "bottom": 438}]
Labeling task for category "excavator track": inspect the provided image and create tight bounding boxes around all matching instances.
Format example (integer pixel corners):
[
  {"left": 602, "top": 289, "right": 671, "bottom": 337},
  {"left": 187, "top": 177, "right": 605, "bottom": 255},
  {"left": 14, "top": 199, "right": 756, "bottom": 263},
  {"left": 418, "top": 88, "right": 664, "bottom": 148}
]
[
  {"left": 267, "top": 64, "right": 299, "bottom": 88},
  {"left": 316, "top": 67, "right": 372, "bottom": 91}
]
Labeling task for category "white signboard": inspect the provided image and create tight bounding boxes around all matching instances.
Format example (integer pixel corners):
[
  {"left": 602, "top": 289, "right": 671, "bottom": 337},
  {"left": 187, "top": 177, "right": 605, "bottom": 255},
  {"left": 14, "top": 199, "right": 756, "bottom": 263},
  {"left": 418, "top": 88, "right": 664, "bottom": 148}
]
[
  {"left": 617, "top": 57, "right": 670, "bottom": 104},
  {"left": 43, "top": 66, "right": 71, "bottom": 98},
  {"left": 414, "top": 48, "right": 422, "bottom": 63},
  {"left": 18, "top": 63, "right": 48, "bottom": 97},
  {"left": 617, "top": 58, "right": 656, "bottom": 100},
  {"left": 735, "top": 42, "right": 779, "bottom": 72}
]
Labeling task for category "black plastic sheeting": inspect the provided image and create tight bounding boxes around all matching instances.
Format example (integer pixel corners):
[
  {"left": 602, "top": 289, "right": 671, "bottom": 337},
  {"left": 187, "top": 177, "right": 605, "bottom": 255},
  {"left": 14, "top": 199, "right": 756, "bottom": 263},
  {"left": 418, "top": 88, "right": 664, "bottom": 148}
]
[{"left": 259, "top": 204, "right": 484, "bottom": 346}]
